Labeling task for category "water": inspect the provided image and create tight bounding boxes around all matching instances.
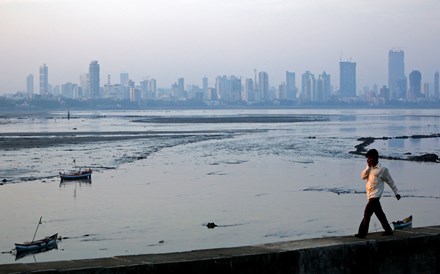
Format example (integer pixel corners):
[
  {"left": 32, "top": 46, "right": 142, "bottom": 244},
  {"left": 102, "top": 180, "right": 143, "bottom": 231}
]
[{"left": 0, "top": 108, "right": 439, "bottom": 264}]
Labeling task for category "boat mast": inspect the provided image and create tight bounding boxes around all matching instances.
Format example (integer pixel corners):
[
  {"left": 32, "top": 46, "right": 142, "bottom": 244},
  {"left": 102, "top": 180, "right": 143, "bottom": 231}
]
[{"left": 32, "top": 216, "right": 43, "bottom": 242}]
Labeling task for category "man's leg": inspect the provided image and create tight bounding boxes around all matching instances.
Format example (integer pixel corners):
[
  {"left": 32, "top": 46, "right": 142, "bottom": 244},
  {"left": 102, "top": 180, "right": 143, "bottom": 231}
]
[
  {"left": 357, "top": 199, "right": 375, "bottom": 237},
  {"left": 373, "top": 199, "right": 393, "bottom": 234}
]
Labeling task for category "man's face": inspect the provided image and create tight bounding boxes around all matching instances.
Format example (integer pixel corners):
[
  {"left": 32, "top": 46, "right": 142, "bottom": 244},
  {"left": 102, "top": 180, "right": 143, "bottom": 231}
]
[{"left": 367, "top": 156, "right": 378, "bottom": 167}]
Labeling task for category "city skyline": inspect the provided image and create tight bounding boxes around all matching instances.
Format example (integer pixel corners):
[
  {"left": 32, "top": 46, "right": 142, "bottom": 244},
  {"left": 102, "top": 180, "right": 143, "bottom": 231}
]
[
  {"left": 1, "top": 0, "right": 439, "bottom": 94},
  {"left": 15, "top": 55, "right": 440, "bottom": 105}
]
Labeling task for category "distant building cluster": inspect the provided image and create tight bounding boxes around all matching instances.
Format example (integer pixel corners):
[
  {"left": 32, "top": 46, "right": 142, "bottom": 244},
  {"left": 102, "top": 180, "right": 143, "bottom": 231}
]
[{"left": 18, "top": 49, "right": 440, "bottom": 106}]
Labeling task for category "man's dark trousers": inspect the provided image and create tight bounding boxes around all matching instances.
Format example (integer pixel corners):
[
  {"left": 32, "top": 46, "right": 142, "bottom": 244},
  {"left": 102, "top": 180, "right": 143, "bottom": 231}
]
[{"left": 358, "top": 198, "right": 393, "bottom": 236}]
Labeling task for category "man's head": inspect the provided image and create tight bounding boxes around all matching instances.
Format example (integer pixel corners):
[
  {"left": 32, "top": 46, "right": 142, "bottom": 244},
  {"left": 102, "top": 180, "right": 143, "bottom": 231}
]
[{"left": 366, "top": 149, "right": 379, "bottom": 167}]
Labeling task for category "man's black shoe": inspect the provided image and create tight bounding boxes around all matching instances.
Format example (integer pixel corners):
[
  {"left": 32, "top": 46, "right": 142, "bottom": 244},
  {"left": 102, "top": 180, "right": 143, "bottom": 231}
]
[
  {"left": 381, "top": 231, "right": 393, "bottom": 236},
  {"left": 354, "top": 234, "right": 366, "bottom": 239}
]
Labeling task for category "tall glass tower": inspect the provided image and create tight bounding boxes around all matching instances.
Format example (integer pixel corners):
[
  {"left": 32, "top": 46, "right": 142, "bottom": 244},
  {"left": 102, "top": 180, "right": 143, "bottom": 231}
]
[
  {"left": 434, "top": 72, "right": 439, "bottom": 99},
  {"left": 409, "top": 70, "right": 422, "bottom": 99},
  {"left": 26, "top": 74, "right": 34, "bottom": 98},
  {"left": 258, "top": 71, "right": 269, "bottom": 101},
  {"left": 388, "top": 50, "right": 406, "bottom": 99},
  {"left": 89, "top": 61, "right": 100, "bottom": 99},
  {"left": 339, "top": 61, "right": 356, "bottom": 97},
  {"left": 39, "top": 64, "right": 48, "bottom": 97},
  {"left": 285, "top": 71, "right": 296, "bottom": 100}
]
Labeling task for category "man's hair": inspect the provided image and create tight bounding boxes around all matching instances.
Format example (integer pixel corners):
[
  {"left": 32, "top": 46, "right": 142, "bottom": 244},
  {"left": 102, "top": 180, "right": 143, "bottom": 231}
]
[{"left": 366, "top": 149, "right": 379, "bottom": 159}]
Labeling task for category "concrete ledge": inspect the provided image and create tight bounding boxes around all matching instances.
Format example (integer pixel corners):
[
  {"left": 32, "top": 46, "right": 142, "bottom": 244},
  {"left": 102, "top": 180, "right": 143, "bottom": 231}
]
[{"left": 1, "top": 226, "right": 439, "bottom": 274}]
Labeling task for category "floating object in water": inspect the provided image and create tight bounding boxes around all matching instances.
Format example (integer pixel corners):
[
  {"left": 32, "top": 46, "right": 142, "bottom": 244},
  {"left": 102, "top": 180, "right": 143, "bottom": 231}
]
[{"left": 206, "top": 222, "right": 217, "bottom": 229}]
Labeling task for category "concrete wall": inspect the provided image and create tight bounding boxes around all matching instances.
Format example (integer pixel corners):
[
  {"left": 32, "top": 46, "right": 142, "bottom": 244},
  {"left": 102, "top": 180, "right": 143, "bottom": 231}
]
[{"left": 1, "top": 226, "right": 439, "bottom": 274}]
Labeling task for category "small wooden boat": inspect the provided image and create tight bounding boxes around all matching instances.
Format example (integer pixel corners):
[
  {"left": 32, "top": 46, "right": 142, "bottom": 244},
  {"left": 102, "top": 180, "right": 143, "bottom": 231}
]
[
  {"left": 392, "top": 215, "right": 412, "bottom": 230},
  {"left": 15, "top": 233, "right": 58, "bottom": 253},
  {"left": 59, "top": 168, "right": 92, "bottom": 180}
]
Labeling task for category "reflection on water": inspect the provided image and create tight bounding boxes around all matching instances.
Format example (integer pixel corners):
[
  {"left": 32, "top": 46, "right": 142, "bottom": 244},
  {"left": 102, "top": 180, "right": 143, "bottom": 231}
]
[
  {"left": 388, "top": 138, "right": 405, "bottom": 149},
  {"left": 59, "top": 179, "right": 92, "bottom": 199}
]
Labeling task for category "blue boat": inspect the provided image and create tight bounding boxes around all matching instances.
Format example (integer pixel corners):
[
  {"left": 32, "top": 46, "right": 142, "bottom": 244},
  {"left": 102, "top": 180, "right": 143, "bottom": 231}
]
[
  {"left": 59, "top": 169, "right": 92, "bottom": 181},
  {"left": 15, "top": 233, "right": 58, "bottom": 254},
  {"left": 392, "top": 215, "right": 412, "bottom": 230}
]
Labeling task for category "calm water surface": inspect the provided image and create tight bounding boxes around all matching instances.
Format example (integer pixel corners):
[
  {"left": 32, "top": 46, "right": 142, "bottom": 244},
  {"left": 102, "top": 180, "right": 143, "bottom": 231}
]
[{"left": 0, "top": 108, "right": 439, "bottom": 264}]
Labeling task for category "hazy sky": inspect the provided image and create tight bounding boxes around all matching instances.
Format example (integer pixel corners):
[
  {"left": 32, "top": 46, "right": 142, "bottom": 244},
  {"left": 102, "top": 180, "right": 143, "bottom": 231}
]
[{"left": 1, "top": 0, "right": 439, "bottom": 94}]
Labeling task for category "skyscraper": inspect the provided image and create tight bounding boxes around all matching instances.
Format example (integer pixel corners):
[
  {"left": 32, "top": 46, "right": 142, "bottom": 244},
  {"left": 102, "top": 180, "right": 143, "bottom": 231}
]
[
  {"left": 176, "top": 77, "right": 185, "bottom": 99},
  {"left": 435, "top": 72, "right": 439, "bottom": 99},
  {"left": 388, "top": 50, "right": 406, "bottom": 99},
  {"left": 39, "top": 64, "right": 48, "bottom": 96},
  {"left": 202, "top": 77, "right": 208, "bottom": 91},
  {"left": 285, "top": 71, "right": 296, "bottom": 100},
  {"left": 339, "top": 61, "right": 356, "bottom": 97},
  {"left": 316, "top": 72, "right": 331, "bottom": 102},
  {"left": 244, "top": 78, "right": 254, "bottom": 102},
  {"left": 80, "top": 73, "right": 89, "bottom": 98},
  {"left": 409, "top": 70, "right": 422, "bottom": 100},
  {"left": 89, "top": 61, "right": 100, "bottom": 99},
  {"left": 149, "top": 79, "right": 157, "bottom": 98},
  {"left": 258, "top": 71, "right": 269, "bottom": 101},
  {"left": 215, "top": 75, "right": 241, "bottom": 103},
  {"left": 26, "top": 74, "right": 34, "bottom": 98},
  {"left": 301, "top": 71, "right": 315, "bottom": 102}
]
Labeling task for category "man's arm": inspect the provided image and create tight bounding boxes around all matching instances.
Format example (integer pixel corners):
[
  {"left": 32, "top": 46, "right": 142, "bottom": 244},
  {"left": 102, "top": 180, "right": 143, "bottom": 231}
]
[
  {"left": 382, "top": 167, "right": 400, "bottom": 200},
  {"left": 361, "top": 165, "right": 370, "bottom": 180}
]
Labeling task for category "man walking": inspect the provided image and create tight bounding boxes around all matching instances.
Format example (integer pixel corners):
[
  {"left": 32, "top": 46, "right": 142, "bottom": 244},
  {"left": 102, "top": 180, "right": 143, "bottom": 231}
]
[{"left": 355, "top": 149, "right": 401, "bottom": 239}]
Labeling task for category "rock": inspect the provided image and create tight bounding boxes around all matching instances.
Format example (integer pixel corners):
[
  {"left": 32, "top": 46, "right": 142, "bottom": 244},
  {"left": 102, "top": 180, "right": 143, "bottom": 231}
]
[
  {"left": 407, "top": 153, "right": 439, "bottom": 162},
  {"left": 207, "top": 222, "right": 217, "bottom": 229}
]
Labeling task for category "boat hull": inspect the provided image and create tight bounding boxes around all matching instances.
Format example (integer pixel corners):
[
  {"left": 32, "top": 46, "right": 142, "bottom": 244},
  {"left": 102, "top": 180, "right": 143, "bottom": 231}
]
[
  {"left": 393, "top": 222, "right": 412, "bottom": 230},
  {"left": 392, "top": 215, "right": 413, "bottom": 230},
  {"left": 60, "top": 172, "right": 92, "bottom": 180},
  {"left": 15, "top": 233, "right": 58, "bottom": 253}
]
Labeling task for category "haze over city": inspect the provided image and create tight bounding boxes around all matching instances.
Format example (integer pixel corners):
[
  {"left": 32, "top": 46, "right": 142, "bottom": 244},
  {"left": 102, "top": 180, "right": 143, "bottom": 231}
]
[{"left": 1, "top": 0, "right": 439, "bottom": 94}]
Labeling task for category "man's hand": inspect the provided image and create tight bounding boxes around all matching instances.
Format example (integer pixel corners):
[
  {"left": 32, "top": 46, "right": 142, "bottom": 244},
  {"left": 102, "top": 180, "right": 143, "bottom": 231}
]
[{"left": 396, "top": 194, "right": 401, "bottom": 200}]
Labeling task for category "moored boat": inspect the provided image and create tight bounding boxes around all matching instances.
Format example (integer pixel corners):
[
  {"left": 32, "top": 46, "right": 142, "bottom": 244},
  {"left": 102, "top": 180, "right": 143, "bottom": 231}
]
[
  {"left": 15, "top": 233, "right": 58, "bottom": 253},
  {"left": 59, "top": 168, "right": 92, "bottom": 180},
  {"left": 392, "top": 215, "right": 412, "bottom": 230}
]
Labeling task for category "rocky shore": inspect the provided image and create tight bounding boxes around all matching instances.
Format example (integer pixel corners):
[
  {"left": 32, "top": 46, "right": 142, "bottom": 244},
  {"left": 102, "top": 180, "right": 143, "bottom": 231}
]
[{"left": 349, "top": 133, "right": 440, "bottom": 162}]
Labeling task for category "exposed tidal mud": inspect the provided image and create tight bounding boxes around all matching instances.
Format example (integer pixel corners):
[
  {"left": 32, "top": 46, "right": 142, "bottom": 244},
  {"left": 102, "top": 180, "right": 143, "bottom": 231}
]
[{"left": 0, "top": 130, "right": 251, "bottom": 184}]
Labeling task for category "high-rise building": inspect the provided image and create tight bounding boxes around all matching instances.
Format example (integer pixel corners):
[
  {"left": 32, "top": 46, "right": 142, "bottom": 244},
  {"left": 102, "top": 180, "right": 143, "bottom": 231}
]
[
  {"left": 215, "top": 75, "right": 241, "bottom": 103},
  {"left": 258, "top": 71, "right": 269, "bottom": 101},
  {"left": 119, "top": 73, "right": 129, "bottom": 99},
  {"left": 149, "top": 79, "right": 157, "bottom": 98},
  {"left": 202, "top": 77, "right": 208, "bottom": 91},
  {"left": 26, "top": 74, "right": 34, "bottom": 98},
  {"left": 61, "top": 82, "right": 75, "bottom": 98},
  {"left": 175, "top": 77, "right": 185, "bottom": 99},
  {"left": 285, "top": 71, "right": 296, "bottom": 100},
  {"left": 388, "top": 50, "right": 406, "bottom": 99},
  {"left": 39, "top": 64, "right": 48, "bottom": 96},
  {"left": 316, "top": 72, "right": 331, "bottom": 102},
  {"left": 380, "top": 85, "right": 390, "bottom": 100},
  {"left": 89, "top": 61, "right": 100, "bottom": 99},
  {"left": 409, "top": 70, "right": 422, "bottom": 100},
  {"left": 301, "top": 71, "right": 315, "bottom": 102},
  {"left": 278, "top": 83, "right": 286, "bottom": 100},
  {"left": 339, "top": 61, "right": 356, "bottom": 97},
  {"left": 178, "top": 78, "right": 184, "bottom": 91},
  {"left": 434, "top": 72, "right": 439, "bottom": 99},
  {"left": 79, "top": 73, "right": 89, "bottom": 98},
  {"left": 243, "top": 78, "right": 254, "bottom": 102}
]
